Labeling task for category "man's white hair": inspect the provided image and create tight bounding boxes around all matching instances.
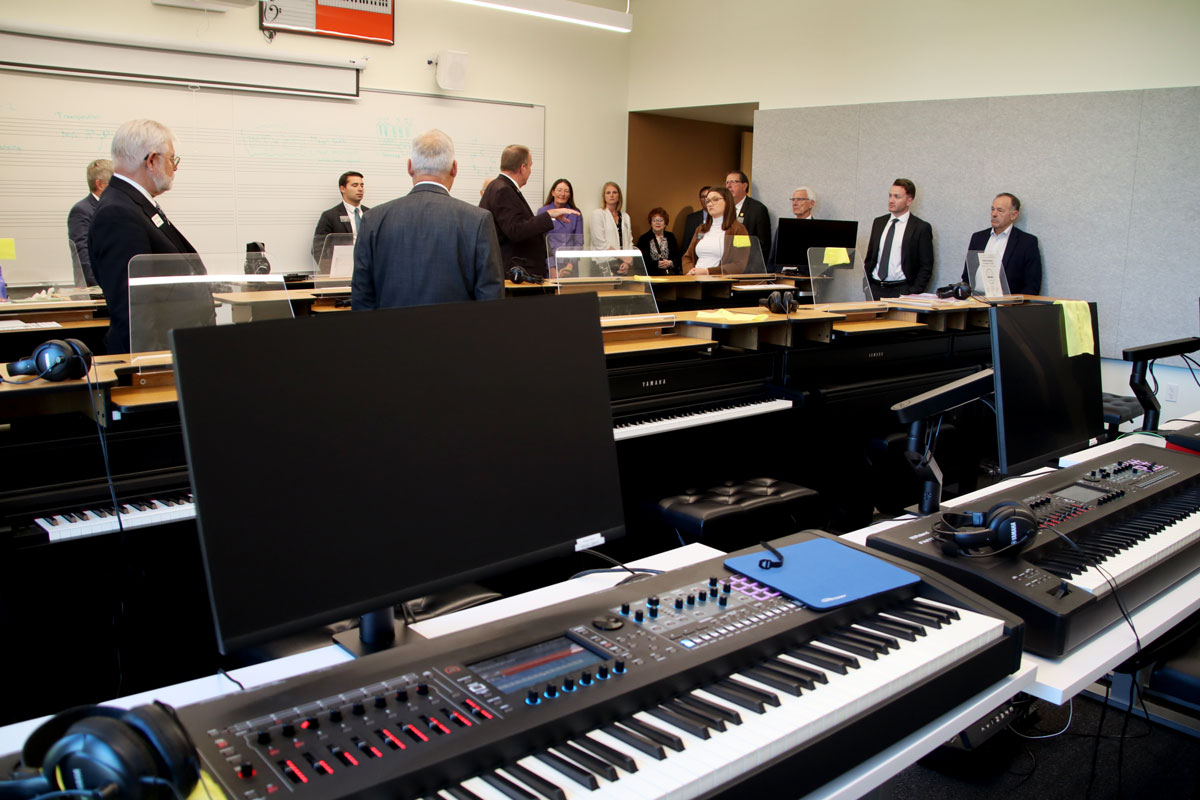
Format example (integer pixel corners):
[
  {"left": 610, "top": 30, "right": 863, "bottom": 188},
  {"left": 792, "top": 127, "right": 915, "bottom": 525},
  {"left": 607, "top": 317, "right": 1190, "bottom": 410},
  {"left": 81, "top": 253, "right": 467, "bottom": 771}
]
[
  {"left": 111, "top": 119, "right": 176, "bottom": 172},
  {"left": 410, "top": 129, "right": 455, "bottom": 176},
  {"left": 793, "top": 185, "right": 816, "bottom": 204}
]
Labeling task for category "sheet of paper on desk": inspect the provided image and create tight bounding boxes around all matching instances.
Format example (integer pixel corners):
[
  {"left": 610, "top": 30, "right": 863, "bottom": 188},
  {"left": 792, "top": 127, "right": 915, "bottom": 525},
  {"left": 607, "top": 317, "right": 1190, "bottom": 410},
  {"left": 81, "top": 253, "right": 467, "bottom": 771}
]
[
  {"left": 330, "top": 245, "right": 355, "bottom": 277},
  {"left": 724, "top": 538, "right": 920, "bottom": 609}
]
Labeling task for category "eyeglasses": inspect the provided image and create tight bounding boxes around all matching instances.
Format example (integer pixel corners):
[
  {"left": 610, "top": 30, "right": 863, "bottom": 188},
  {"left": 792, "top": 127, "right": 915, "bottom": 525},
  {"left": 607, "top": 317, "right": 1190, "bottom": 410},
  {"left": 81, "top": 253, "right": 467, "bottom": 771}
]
[
  {"left": 792, "top": 196, "right": 812, "bottom": 202},
  {"left": 650, "top": 218, "right": 666, "bottom": 224},
  {"left": 725, "top": 179, "right": 746, "bottom": 186},
  {"left": 146, "top": 152, "right": 181, "bottom": 169}
]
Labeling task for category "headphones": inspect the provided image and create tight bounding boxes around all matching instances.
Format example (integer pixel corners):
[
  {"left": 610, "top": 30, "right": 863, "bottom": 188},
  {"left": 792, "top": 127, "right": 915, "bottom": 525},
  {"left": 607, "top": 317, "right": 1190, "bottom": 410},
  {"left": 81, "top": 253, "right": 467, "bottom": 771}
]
[
  {"left": 759, "top": 290, "right": 798, "bottom": 315},
  {"left": 507, "top": 265, "right": 544, "bottom": 285},
  {"left": 244, "top": 242, "right": 271, "bottom": 275},
  {"left": 930, "top": 500, "right": 1039, "bottom": 556},
  {"left": 936, "top": 281, "right": 972, "bottom": 300},
  {"left": 0, "top": 702, "right": 199, "bottom": 800},
  {"left": 5, "top": 339, "right": 93, "bottom": 383}
]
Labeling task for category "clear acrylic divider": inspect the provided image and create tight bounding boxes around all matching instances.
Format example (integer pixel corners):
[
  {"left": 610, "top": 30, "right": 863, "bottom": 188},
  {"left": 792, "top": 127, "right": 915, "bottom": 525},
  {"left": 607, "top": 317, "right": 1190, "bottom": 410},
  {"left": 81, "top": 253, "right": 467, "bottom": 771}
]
[
  {"left": 685, "top": 233, "right": 767, "bottom": 275},
  {"left": 128, "top": 253, "right": 293, "bottom": 363},
  {"left": 554, "top": 249, "right": 664, "bottom": 322},
  {"left": 547, "top": 233, "right": 585, "bottom": 279},
  {"left": 966, "top": 250, "right": 1012, "bottom": 297},
  {"left": 807, "top": 246, "right": 872, "bottom": 304}
]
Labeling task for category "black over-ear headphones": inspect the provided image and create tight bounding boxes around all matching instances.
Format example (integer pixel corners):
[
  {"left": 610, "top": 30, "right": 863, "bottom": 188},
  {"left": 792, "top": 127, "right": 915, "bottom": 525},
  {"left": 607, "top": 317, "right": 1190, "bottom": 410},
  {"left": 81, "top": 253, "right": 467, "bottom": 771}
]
[
  {"left": 759, "top": 290, "right": 798, "bottom": 315},
  {"left": 5, "top": 339, "right": 93, "bottom": 382},
  {"left": 508, "top": 265, "right": 544, "bottom": 285},
  {"left": 0, "top": 702, "right": 199, "bottom": 800},
  {"left": 936, "top": 281, "right": 972, "bottom": 300},
  {"left": 930, "top": 500, "right": 1039, "bottom": 556}
]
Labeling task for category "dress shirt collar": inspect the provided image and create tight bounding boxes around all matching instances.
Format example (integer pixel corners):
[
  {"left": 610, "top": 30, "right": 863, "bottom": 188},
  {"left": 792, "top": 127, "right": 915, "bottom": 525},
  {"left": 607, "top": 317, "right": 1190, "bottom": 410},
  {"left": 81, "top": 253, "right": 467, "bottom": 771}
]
[
  {"left": 343, "top": 201, "right": 363, "bottom": 218},
  {"left": 890, "top": 210, "right": 911, "bottom": 224},
  {"left": 991, "top": 224, "right": 1013, "bottom": 239},
  {"left": 414, "top": 180, "right": 449, "bottom": 192},
  {"left": 91, "top": 192, "right": 102, "bottom": 202},
  {"left": 735, "top": 198, "right": 746, "bottom": 215},
  {"left": 500, "top": 173, "right": 522, "bottom": 191},
  {"left": 112, "top": 173, "right": 156, "bottom": 206}
]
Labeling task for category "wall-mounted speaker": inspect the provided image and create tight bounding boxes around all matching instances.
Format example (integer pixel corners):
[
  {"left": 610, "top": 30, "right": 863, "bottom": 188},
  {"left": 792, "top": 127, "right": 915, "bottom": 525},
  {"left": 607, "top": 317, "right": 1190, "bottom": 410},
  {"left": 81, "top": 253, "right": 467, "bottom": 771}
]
[{"left": 435, "top": 50, "right": 469, "bottom": 91}]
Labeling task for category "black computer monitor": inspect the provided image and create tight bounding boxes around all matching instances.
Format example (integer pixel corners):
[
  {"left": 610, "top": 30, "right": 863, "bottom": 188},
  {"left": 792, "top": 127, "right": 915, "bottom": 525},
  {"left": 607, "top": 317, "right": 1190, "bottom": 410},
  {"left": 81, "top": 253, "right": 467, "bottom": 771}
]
[
  {"left": 170, "top": 293, "right": 625, "bottom": 655},
  {"left": 773, "top": 219, "right": 858, "bottom": 271},
  {"left": 990, "top": 303, "right": 1103, "bottom": 475}
]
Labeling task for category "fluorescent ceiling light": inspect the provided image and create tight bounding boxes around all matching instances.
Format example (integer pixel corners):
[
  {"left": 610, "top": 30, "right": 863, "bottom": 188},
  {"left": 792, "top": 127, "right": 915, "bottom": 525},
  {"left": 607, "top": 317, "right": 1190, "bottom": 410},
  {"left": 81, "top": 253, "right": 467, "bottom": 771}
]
[{"left": 447, "top": 0, "right": 632, "bottom": 33}]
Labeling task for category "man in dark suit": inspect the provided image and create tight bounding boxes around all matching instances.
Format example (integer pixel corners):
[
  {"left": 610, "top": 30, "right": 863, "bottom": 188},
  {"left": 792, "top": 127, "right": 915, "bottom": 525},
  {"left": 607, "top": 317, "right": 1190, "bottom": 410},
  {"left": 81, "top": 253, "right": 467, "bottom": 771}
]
[
  {"left": 960, "top": 193, "right": 1042, "bottom": 295},
  {"left": 863, "top": 178, "right": 934, "bottom": 298},
  {"left": 66, "top": 158, "right": 112, "bottom": 286},
  {"left": 352, "top": 130, "right": 503, "bottom": 310},
  {"left": 89, "top": 119, "right": 213, "bottom": 354},
  {"left": 312, "top": 171, "right": 368, "bottom": 264},
  {"left": 680, "top": 185, "right": 711, "bottom": 254},
  {"left": 479, "top": 145, "right": 578, "bottom": 278},
  {"left": 726, "top": 171, "right": 772, "bottom": 261}
]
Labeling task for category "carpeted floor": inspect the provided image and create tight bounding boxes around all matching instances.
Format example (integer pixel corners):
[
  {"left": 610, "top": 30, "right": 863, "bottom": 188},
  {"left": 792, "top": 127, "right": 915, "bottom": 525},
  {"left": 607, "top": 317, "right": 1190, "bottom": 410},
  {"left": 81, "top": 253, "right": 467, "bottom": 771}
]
[{"left": 889, "top": 690, "right": 1200, "bottom": 800}]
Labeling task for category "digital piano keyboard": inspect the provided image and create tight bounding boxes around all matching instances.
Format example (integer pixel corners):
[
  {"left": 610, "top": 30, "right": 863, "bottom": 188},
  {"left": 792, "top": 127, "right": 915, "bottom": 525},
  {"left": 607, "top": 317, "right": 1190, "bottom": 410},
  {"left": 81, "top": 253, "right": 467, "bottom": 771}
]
[
  {"left": 176, "top": 531, "right": 1023, "bottom": 800},
  {"left": 868, "top": 443, "right": 1200, "bottom": 656}
]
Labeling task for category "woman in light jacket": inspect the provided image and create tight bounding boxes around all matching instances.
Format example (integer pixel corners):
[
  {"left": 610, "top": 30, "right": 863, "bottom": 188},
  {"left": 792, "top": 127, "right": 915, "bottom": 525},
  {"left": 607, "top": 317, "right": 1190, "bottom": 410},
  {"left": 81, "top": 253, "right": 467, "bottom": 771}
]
[{"left": 589, "top": 181, "right": 633, "bottom": 276}]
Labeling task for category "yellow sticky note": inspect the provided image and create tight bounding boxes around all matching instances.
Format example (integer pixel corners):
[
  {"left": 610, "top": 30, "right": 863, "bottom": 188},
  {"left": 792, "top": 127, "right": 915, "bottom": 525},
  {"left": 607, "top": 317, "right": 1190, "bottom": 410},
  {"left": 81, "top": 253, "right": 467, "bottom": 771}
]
[
  {"left": 0, "top": 239, "right": 15, "bottom": 260},
  {"left": 1055, "top": 300, "right": 1094, "bottom": 356},
  {"left": 823, "top": 247, "right": 850, "bottom": 266},
  {"left": 732, "top": 235, "right": 750, "bottom": 248}
]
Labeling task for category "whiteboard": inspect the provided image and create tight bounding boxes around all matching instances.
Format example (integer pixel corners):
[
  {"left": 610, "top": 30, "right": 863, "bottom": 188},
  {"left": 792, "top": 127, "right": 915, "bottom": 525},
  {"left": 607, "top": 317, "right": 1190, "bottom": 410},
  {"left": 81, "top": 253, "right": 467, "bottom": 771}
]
[{"left": 0, "top": 71, "right": 545, "bottom": 284}]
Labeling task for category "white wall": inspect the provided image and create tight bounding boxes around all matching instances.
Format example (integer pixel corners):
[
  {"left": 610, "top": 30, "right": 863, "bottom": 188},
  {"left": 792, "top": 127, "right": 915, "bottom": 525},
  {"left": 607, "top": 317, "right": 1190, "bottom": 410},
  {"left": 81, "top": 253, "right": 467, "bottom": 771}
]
[
  {"left": 628, "top": 0, "right": 1200, "bottom": 112},
  {"left": 1, "top": 0, "right": 631, "bottom": 227}
]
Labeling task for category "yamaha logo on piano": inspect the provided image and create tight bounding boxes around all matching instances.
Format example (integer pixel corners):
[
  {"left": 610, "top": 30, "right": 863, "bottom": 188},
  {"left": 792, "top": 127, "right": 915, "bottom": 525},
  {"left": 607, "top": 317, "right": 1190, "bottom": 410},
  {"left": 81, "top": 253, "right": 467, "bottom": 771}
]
[
  {"left": 642, "top": 378, "right": 667, "bottom": 388},
  {"left": 868, "top": 351, "right": 885, "bottom": 359}
]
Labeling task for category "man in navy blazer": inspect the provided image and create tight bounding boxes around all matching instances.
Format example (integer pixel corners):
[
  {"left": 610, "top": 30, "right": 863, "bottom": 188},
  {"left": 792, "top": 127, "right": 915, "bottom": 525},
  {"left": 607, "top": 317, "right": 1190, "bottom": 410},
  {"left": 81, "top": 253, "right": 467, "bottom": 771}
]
[
  {"left": 67, "top": 158, "right": 112, "bottom": 287},
  {"left": 960, "top": 193, "right": 1042, "bottom": 295},
  {"left": 352, "top": 130, "right": 503, "bottom": 310},
  {"left": 726, "top": 171, "right": 773, "bottom": 261},
  {"left": 479, "top": 145, "right": 578, "bottom": 278},
  {"left": 863, "top": 178, "right": 934, "bottom": 298},
  {"left": 89, "top": 119, "right": 212, "bottom": 354},
  {"left": 312, "top": 171, "right": 368, "bottom": 264}
]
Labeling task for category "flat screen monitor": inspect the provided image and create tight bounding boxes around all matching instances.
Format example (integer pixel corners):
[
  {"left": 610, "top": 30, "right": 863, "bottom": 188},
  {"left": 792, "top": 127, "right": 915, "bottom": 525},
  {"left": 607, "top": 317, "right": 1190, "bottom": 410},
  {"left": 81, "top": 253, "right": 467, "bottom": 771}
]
[
  {"left": 773, "top": 219, "right": 858, "bottom": 271},
  {"left": 990, "top": 303, "right": 1103, "bottom": 475},
  {"left": 171, "top": 293, "right": 625, "bottom": 654}
]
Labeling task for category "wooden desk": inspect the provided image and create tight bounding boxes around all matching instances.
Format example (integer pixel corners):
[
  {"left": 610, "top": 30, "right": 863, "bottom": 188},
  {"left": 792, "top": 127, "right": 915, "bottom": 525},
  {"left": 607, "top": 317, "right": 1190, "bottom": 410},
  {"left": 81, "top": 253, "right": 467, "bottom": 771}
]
[{"left": 670, "top": 306, "right": 846, "bottom": 348}]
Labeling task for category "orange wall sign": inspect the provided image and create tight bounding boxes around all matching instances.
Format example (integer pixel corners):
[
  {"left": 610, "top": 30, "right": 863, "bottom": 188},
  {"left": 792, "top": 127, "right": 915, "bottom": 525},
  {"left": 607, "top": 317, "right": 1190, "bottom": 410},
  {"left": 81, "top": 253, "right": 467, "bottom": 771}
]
[{"left": 262, "top": 0, "right": 395, "bottom": 45}]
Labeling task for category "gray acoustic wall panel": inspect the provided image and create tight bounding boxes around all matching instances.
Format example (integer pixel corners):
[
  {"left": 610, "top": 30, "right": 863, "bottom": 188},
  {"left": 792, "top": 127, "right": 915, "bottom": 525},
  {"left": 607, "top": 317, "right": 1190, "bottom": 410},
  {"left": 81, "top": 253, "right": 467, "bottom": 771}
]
[{"left": 754, "top": 87, "right": 1200, "bottom": 358}]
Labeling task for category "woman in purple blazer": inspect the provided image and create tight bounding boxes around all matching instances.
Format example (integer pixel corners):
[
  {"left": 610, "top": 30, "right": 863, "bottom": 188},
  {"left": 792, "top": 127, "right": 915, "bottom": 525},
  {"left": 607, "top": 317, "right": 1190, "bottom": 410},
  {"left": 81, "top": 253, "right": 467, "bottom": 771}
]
[{"left": 536, "top": 178, "right": 583, "bottom": 278}]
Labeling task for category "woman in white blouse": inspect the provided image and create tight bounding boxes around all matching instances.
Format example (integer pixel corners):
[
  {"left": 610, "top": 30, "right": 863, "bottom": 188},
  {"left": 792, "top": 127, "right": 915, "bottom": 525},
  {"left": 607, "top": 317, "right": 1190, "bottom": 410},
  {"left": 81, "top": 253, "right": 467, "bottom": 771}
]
[
  {"left": 589, "top": 181, "right": 633, "bottom": 276},
  {"left": 682, "top": 186, "right": 750, "bottom": 275}
]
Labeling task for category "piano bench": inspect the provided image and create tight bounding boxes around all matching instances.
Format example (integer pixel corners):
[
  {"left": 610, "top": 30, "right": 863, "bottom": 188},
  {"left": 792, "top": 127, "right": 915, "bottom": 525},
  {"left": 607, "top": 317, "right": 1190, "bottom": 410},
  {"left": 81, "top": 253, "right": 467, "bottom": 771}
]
[
  {"left": 1102, "top": 392, "right": 1144, "bottom": 439},
  {"left": 655, "top": 477, "right": 822, "bottom": 550}
]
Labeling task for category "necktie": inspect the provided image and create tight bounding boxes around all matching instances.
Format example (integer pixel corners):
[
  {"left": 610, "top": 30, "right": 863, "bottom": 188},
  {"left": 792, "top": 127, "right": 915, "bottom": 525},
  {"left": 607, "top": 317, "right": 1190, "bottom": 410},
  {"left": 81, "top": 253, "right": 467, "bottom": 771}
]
[
  {"left": 353, "top": 206, "right": 362, "bottom": 235},
  {"left": 155, "top": 204, "right": 171, "bottom": 227},
  {"left": 877, "top": 218, "right": 898, "bottom": 281}
]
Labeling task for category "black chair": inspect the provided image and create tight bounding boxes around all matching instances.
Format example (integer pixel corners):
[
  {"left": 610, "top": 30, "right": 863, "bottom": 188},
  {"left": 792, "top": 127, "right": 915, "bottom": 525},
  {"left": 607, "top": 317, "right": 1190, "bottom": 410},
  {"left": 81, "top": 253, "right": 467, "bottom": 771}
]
[{"left": 656, "top": 478, "right": 823, "bottom": 551}]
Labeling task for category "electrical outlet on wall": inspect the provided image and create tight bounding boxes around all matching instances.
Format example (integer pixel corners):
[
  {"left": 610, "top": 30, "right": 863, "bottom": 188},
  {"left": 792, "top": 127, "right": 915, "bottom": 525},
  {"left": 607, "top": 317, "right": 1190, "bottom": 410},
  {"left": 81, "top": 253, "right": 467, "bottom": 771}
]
[{"left": 1166, "top": 383, "right": 1180, "bottom": 403}]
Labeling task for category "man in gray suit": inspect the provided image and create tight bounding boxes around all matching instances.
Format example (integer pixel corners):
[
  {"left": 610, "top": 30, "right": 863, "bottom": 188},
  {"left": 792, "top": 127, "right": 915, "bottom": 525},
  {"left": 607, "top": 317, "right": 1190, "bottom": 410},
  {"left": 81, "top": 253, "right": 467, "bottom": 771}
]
[
  {"left": 67, "top": 158, "right": 113, "bottom": 286},
  {"left": 352, "top": 130, "right": 504, "bottom": 310}
]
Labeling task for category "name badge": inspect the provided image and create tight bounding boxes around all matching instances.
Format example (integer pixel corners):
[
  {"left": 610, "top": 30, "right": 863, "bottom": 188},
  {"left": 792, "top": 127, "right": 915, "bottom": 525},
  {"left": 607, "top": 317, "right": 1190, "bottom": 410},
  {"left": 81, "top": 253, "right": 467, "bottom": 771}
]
[{"left": 151, "top": 214, "right": 165, "bottom": 228}]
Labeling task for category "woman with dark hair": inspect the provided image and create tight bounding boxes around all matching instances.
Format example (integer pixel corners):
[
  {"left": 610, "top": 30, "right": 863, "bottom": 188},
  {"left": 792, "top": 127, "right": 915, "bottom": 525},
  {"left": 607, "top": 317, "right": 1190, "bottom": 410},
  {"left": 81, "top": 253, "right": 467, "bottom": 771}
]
[
  {"left": 636, "top": 207, "right": 681, "bottom": 276},
  {"left": 589, "top": 181, "right": 634, "bottom": 276},
  {"left": 536, "top": 178, "right": 582, "bottom": 277},
  {"left": 682, "top": 186, "right": 750, "bottom": 275}
]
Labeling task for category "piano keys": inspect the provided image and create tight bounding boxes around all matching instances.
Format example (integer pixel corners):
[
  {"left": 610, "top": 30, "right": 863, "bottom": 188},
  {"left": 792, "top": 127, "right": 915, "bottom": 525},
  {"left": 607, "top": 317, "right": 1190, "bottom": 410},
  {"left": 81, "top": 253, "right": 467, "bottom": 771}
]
[
  {"left": 868, "top": 442, "right": 1200, "bottom": 656},
  {"left": 175, "top": 531, "right": 1023, "bottom": 800}
]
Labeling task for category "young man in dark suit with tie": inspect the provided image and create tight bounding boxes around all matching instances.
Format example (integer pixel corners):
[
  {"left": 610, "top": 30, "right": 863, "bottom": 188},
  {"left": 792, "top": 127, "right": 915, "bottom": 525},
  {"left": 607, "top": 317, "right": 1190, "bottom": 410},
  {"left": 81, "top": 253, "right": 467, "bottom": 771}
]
[
  {"left": 67, "top": 158, "right": 112, "bottom": 287},
  {"left": 479, "top": 145, "right": 579, "bottom": 278},
  {"left": 960, "top": 193, "right": 1042, "bottom": 295},
  {"left": 312, "top": 171, "right": 368, "bottom": 264},
  {"left": 352, "top": 129, "right": 504, "bottom": 310},
  {"left": 89, "top": 118, "right": 212, "bottom": 354},
  {"left": 863, "top": 178, "right": 934, "bottom": 298}
]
